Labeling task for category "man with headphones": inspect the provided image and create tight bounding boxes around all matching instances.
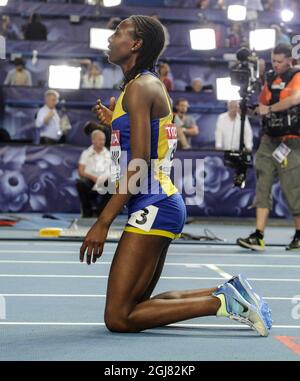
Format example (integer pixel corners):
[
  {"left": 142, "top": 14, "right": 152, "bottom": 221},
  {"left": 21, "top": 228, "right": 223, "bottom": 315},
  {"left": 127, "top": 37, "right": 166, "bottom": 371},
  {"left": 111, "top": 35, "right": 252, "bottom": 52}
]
[{"left": 237, "top": 43, "right": 300, "bottom": 251}]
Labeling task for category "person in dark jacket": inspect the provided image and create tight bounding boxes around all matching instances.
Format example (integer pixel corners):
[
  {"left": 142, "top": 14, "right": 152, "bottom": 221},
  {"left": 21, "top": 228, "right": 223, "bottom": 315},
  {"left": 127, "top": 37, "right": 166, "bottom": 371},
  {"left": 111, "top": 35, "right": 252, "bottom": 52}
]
[{"left": 22, "top": 13, "right": 47, "bottom": 41}]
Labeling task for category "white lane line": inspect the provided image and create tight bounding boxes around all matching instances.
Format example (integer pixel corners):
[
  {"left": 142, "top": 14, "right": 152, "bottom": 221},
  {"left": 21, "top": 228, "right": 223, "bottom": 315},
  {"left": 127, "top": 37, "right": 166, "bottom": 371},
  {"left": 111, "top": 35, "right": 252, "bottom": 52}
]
[
  {"left": 1, "top": 274, "right": 300, "bottom": 282},
  {"left": 1, "top": 294, "right": 299, "bottom": 301},
  {"left": 205, "top": 264, "right": 232, "bottom": 279},
  {"left": 1, "top": 250, "right": 300, "bottom": 259},
  {"left": 0, "top": 322, "right": 299, "bottom": 329},
  {"left": 2, "top": 260, "right": 300, "bottom": 269},
  {"left": 0, "top": 274, "right": 221, "bottom": 280}
]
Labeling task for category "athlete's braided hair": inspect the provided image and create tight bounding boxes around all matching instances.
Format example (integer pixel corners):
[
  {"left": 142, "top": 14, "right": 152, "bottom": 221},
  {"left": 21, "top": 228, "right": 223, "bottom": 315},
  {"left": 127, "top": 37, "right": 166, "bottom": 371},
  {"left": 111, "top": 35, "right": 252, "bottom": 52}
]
[{"left": 121, "top": 15, "right": 166, "bottom": 90}]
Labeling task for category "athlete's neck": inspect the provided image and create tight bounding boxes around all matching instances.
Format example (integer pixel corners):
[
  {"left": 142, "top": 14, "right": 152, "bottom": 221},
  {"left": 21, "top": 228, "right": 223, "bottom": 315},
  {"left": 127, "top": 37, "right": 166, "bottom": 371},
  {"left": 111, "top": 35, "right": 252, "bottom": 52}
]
[{"left": 120, "top": 56, "right": 138, "bottom": 76}]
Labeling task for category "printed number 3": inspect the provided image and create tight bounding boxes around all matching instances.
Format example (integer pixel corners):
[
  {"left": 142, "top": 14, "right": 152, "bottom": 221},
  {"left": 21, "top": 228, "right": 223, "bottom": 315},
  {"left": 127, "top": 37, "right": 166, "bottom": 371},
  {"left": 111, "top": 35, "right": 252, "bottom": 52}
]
[{"left": 135, "top": 208, "right": 149, "bottom": 225}]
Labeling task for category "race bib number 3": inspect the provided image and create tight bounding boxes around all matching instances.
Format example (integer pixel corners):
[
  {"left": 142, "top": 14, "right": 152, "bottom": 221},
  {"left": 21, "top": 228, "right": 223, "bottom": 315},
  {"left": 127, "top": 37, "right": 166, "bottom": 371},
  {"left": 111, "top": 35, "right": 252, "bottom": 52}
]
[{"left": 128, "top": 205, "right": 159, "bottom": 232}]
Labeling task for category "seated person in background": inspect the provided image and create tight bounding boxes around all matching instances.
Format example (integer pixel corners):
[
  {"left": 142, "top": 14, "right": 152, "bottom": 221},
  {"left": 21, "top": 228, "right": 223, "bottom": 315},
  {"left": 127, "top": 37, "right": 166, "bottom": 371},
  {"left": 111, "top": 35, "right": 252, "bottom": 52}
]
[
  {"left": 35, "top": 90, "right": 63, "bottom": 144},
  {"left": 0, "top": 15, "right": 20, "bottom": 40},
  {"left": 4, "top": 57, "right": 32, "bottom": 86},
  {"left": 215, "top": 100, "right": 253, "bottom": 152},
  {"left": 84, "top": 121, "right": 111, "bottom": 150},
  {"left": 158, "top": 62, "right": 174, "bottom": 92},
  {"left": 185, "top": 77, "right": 214, "bottom": 93},
  {"left": 22, "top": 13, "right": 48, "bottom": 41},
  {"left": 186, "top": 77, "right": 203, "bottom": 93},
  {"left": 76, "top": 130, "right": 111, "bottom": 218},
  {"left": 82, "top": 63, "right": 104, "bottom": 89},
  {"left": 196, "top": 0, "right": 212, "bottom": 9},
  {"left": 262, "top": 0, "right": 275, "bottom": 11},
  {"left": 225, "top": 22, "right": 245, "bottom": 48},
  {"left": 174, "top": 98, "right": 199, "bottom": 149}
]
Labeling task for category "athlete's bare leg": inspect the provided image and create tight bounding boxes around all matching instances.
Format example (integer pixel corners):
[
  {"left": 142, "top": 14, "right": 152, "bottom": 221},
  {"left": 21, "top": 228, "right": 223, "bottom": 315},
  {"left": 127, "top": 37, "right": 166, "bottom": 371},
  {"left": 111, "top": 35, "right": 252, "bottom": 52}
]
[
  {"left": 140, "top": 243, "right": 217, "bottom": 302},
  {"left": 104, "top": 232, "right": 220, "bottom": 333}
]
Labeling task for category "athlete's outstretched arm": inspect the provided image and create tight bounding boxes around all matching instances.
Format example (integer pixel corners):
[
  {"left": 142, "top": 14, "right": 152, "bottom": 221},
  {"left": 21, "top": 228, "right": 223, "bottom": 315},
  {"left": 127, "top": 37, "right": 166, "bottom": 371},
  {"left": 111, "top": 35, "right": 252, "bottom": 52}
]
[{"left": 80, "top": 79, "right": 153, "bottom": 264}]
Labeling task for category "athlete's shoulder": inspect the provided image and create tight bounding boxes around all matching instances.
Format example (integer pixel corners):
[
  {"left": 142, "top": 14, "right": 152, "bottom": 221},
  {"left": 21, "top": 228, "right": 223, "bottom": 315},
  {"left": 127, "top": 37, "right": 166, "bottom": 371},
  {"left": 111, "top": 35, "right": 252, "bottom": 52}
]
[{"left": 125, "top": 74, "right": 159, "bottom": 101}]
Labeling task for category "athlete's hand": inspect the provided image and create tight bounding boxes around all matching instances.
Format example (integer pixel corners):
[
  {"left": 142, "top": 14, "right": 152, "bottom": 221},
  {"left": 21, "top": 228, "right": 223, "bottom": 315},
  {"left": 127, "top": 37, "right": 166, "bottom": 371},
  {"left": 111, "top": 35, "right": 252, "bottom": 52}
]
[
  {"left": 79, "top": 220, "right": 109, "bottom": 265},
  {"left": 93, "top": 97, "right": 116, "bottom": 128}
]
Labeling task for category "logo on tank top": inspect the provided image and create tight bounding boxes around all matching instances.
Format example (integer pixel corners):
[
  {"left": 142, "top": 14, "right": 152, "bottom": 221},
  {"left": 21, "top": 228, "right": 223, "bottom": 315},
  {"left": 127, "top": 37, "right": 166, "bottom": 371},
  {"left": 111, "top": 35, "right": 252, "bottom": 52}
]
[
  {"left": 159, "top": 124, "right": 178, "bottom": 175},
  {"left": 110, "top": 130, "right": 121, "bottom": 182}
]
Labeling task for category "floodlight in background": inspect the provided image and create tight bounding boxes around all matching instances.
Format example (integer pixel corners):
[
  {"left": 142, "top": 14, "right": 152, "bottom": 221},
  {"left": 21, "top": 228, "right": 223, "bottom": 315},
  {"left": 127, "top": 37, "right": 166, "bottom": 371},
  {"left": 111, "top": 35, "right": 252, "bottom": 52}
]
[
  {"left": 103, "top": 0, "right": 122, "bottom": 6},
  {"left": 249, "top": 29, "right": 276, "bottom": 51},
  {"left": 216, "top": 77, "right": 241, "bottom": 101},
  {"left": 48, "top": 65, "right": 81, "bottom": 90},
  {"left": 0, "top": 0, "right": 8, "bottom": 6},
  {"left": 227, "top": 5, "right": 247, "bottom": 21},
  {"left": 90, "top": 28, "right": 114, "bottom": 50},
  {"left": 190, "top": 28, "right": 216, "bottom": 50},
  {"left": 281, "top": 9, "right": 294, "bottom": 22}
]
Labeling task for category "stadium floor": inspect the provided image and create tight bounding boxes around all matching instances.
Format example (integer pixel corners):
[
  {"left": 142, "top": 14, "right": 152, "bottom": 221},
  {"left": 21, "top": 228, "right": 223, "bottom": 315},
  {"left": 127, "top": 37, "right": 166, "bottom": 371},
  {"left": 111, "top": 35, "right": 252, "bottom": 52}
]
[{"left": 0, "top": 215, "right": 300, "bottom": 361}]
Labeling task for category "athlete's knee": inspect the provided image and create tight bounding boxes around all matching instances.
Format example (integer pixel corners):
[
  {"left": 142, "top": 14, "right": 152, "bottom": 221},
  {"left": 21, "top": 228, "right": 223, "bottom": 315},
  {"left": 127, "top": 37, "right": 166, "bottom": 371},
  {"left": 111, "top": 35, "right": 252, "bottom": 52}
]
[{"left": 104, "top": 310, "right": 140, "bottom": 333}]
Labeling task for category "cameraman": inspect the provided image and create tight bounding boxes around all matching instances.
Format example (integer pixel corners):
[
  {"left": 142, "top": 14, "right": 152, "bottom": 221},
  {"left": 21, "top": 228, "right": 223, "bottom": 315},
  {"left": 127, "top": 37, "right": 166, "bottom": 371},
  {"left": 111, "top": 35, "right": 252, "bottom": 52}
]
[{"left": 237, "top": 43, "right": 300, "bottom": 251}]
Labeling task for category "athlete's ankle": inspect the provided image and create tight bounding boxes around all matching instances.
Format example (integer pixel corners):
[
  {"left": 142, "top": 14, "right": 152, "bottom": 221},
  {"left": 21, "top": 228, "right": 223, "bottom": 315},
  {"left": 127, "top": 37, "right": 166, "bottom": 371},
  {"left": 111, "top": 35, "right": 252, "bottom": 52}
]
[{"left": 255, "top": 229, "right": 264, "bottom": 239}]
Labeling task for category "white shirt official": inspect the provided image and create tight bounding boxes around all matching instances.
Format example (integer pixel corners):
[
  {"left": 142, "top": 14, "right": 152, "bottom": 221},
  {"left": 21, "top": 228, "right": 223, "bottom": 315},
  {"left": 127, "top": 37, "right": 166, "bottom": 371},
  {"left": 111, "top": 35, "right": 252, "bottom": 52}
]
[
  {"left": 35, "top": 105, "right": 61, "bottom": 141},
  {"left": 79, "top": 145, "right": 111, "bottom": 192},
  {"left": 215, "top": 112, "right": 253, "bottom": 151}
]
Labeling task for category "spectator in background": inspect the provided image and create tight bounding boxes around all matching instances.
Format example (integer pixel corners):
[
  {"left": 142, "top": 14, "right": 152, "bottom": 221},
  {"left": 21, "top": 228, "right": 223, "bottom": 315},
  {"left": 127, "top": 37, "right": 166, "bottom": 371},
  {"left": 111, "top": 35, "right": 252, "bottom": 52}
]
[
  {"left": 215, "top": 100, "right": 253, "bottom": 152},
  {"left": 4, "top": 57, "right": 32, "bottom": 87},
  {"left": 83, "top": 121, "right": 111, "bottom": 150},
  {"left": 196, "top": 0, "right": 211, "bottom": 9},
  {"left": 23, "top": 13, "right": 48, "bottom": 41},
  {"left": 271, "top": 24, "right": 290, "bottom": 45},
  {"left": 216, "top": 0, "right": 226, "bottom": 9},
  {"left": 186, "top": 77, "right": 214, "bottom": 93},
  {"left": 35, "top": 90, "right": 62, "bottom": 144},
  {"left": 158, "top": 62, "right": 174, "bottom": 91},
  {"left": 0, "top": 15, "right": 20, "bottom": 40},
  {"left": 76, "top": 130, "right": 111, "bottom": 218},
  {"left": 207, "top": 21, "right": 222, "bottom": 48},
  {"left": 262, "top": 0, "right": 275, "bottom": 11},
  {"left": 174, "top": 98, "right": 199, "bottom": 149},
  {"left": 186, "top": 77, "right": 203, "bottom": 93},
  {"left": 225, "top": 22, "right": 245, "bottom": 48},
  {"left": 82, "top": 63, "right": 104, "bottom": 89}
]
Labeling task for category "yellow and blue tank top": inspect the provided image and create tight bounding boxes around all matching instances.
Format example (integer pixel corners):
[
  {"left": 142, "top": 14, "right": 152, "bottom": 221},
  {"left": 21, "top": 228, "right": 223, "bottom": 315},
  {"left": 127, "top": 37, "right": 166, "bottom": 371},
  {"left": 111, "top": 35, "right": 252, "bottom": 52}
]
[{"left": 110, "top": 70, "right": 178, "bottom": 214}]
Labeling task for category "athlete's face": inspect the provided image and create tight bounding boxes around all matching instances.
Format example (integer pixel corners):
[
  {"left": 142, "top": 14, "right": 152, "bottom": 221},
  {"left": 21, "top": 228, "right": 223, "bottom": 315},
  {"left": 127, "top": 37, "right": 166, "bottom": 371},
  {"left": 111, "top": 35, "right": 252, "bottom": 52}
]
[
  {"left": 272, "top": 53, "right": 292, "bottom": 75},
  {"left": 107, "top": 19, "right": 138, "bottom": 65}
]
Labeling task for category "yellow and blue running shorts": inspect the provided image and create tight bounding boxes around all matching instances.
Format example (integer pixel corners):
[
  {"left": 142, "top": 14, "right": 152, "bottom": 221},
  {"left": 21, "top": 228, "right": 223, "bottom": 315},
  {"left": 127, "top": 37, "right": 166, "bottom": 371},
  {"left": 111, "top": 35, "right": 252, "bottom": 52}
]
[{"left": 124, "top": 193, "right": 187, "bottom": 240}]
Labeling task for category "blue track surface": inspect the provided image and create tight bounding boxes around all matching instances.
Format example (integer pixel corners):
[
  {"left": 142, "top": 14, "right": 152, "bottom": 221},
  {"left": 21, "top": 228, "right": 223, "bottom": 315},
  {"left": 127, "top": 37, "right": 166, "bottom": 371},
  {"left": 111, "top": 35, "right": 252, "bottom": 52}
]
[{"left": 0, "top": 240, "right": 300, "bottom": 361}]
